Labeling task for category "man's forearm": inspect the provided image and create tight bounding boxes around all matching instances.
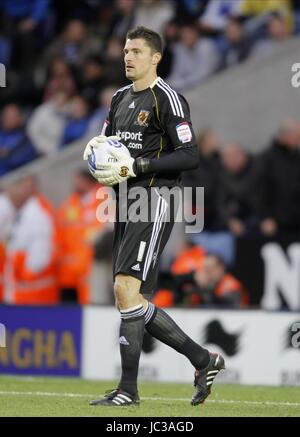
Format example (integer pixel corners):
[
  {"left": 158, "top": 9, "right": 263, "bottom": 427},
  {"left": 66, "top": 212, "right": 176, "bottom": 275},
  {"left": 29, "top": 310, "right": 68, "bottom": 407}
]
[{"left": 134, "top": 145, "right": 199, "bottom": 176}]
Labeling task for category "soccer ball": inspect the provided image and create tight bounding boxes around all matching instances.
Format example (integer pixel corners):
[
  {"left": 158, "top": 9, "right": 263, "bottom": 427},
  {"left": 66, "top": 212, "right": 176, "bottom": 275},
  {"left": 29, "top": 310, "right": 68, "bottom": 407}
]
[{"left": 87, "top": 138, "right": 130, "bottom": 177}]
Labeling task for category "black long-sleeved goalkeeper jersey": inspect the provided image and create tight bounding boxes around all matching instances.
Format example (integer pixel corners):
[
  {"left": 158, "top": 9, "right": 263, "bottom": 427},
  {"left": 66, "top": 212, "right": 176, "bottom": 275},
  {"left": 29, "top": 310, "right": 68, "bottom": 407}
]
[{"left": 102, "top": 77, "right": 198, "bottom": 188}]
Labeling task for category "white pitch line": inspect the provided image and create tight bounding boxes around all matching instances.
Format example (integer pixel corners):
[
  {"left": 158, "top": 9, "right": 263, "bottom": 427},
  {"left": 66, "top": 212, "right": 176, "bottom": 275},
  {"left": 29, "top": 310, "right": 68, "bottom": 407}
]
[
  {"left": 145, "top": 396, "right": 300, "bottom": 407},
  {"left": 0, "top": 391, "right": 88, "bottom": 398},
  {"left": 0, "top": 391, "right": 299, "bottom": 408}
]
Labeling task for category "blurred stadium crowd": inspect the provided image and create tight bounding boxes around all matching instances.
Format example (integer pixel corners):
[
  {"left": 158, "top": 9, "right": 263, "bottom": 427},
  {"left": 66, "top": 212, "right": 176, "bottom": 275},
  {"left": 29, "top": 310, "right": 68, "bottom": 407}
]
[
  {"left": 1, "top": 0, "right": 300, "bottom": 172},
  {"left": 1, "top": 0, "right": 300, "bottom": 309}
]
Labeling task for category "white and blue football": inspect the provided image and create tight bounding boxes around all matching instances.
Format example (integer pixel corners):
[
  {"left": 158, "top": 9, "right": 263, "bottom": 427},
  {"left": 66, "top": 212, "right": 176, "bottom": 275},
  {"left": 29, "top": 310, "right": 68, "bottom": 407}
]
[{"left": 87, "top": 138, "right": 130, "bottom": 176}]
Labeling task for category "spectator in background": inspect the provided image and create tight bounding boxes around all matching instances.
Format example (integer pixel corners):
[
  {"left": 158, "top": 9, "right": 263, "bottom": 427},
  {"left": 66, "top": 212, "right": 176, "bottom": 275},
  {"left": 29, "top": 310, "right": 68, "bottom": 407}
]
[
  {"left": 60, "top": 96, "right": 91, "bottom": 148},
  {"left": 259, "top": 119, "right": 300, "bottom": 237},
  {"left": 184, "top": 135, "right": 236, "bottom": 266},
  {"left": 157, "top": 19, "right": 179, "bottom": 78},
  {"left": 166, "top": 22, "right": 220, "bottom": 92},
  {"left": 217, "top": 143, "right": 260, "bottom": 237},
  {"left": 107, "top": 0, "right": 136, "bottom": 39},
  {"left": 80, "top": 55, "right": 106, "bottom": 109},
  {"left": 0, "top": 67, "right": 24, "bottom": 106},
  {"left": 238, "top": 0, "right": 294, "bottom": 33},
  {"left": 188, "top": 254, "right": 248, "bottom": 308},
  {"left": 183, "top": 128, "right": 221, "bottom": 231},
  {"left": 57, "top": 170, "right": 107, "bottom": 304},
  {"left": 133, "top": 0, "right": 175, "bottom": 35},
  {"left": 187, "top": 142, "right": 260, "bottom": 266},
  {"left": 0, "top": 104, "right": 38, "bottom": 175},
  {"left": 153, "top": 242, "right": 206, "bottom": 307},
  {"left": 220, "top": 17, "right": 253, "bottom": 69},
  {"left": 199, "top": 0, "right": 243, "bottom": 34},
  {"left": 250, "top": 13, "right": 291, "bottom": 60},
  {"left": 173, "top": 0, "right": 209, "bottom": 22},
  {"left": 0, "top": 192, "right": 15, "bottom": 302},
  {"left": 43, "top": 56, "right": 77, "bottom": 102},
  {"left": 171, "top": 242, "right": 206, "bottom": 276},
  {"left": 154, "top": 253, "right": 248, "bottom": 308},
  {"left": 87, "top": 86, "right": 117, "bottom": 138},
  {"left": 27, "top": 90, "right": 70, "bottom": 156},
  {"left": 4, "top": 176, "right": 59, "bottom": 305},
  {"left": 53, "top": 0, "right": 103, "bottom": 33},
  {"left": 0, "top": 0, "right": 50, "bottom": 69},
  {"left": 0, "top": 34, "right": 11, "bottom": 66},
  {"left": 43, "top": 19, "right": 100, "bottom": 69},
  {"left": 292, "top": 0, "right": 300, "bottom": 33},
  {"left": 104, "top": 36, "right": 128, "bottom": 86}
]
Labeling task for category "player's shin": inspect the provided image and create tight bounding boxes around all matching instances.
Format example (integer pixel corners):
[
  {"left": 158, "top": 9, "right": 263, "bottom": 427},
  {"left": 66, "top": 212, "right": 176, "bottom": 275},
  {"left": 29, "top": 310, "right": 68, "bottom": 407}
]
[
  {"left": 118, "top": 304, "right": 145, "bottom": 396},
  {"left": 144, "top": 302, "right": 210, "bottom": 370}
]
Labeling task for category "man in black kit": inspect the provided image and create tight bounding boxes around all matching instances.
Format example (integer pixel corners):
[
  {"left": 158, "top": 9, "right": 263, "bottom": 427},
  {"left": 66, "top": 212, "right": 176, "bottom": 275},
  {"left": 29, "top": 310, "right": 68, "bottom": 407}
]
[{"left": 83, "top": 26, "right": 225, "bottom": 407}]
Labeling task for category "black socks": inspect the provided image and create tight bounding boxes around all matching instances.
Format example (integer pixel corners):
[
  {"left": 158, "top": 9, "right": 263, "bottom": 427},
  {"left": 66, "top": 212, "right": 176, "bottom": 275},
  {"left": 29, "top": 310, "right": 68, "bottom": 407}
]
[
  {"left": 144, "top": 302, "right": 210, "bottom": 370},
  {"left": 117, "top": 301, "right": 210, "bottom": 396},
  {"left": 118, "top": 305, "right": 145, "bottom": 396}
]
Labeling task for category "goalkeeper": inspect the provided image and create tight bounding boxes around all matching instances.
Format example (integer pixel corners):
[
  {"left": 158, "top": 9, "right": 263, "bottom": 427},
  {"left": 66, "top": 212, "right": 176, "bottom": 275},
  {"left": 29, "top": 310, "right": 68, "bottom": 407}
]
[{"left": 83, "top": 26, "right": 225, "bottom": 407}]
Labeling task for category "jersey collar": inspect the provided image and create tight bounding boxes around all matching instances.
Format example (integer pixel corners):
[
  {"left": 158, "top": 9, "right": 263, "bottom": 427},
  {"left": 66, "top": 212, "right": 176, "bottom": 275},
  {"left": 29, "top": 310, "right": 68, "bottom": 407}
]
[
  {"left": 150, "top": 77, "right": 160, "bottom": 88},
  {"left": 130, "top": 77, "right": 160, "bottom": 95}
]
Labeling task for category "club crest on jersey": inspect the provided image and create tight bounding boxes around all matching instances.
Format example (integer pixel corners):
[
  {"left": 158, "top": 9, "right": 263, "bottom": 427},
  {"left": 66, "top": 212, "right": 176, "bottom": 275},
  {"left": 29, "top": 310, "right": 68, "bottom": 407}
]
[{"left": 135, "top": 110, "right": 150, "bottom": 127}]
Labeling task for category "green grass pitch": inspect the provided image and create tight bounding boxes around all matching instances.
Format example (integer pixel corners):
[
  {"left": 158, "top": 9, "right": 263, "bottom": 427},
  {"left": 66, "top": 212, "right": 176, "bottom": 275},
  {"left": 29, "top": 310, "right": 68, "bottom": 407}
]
[{"left": 0, "top": 376, "right": 299, "bottom": 417}]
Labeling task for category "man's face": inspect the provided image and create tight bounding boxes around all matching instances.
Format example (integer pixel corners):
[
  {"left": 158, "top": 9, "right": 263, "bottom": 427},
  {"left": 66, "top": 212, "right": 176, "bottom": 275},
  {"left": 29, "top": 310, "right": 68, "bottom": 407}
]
[
  {"left": 221, "top": 144, "right": 248, "bottom": 174},
  {"left": 181, "top": 27, "right": 198, "bottom": 48},
  {"left": 124, "top": 38, "right": 158, "bottom": 81},
  {"left": 226, "top": 21, "right": 243, "bottom": 42},
  {"left": 202, "top": 256, "right": 224, "bottom": 286},
  {"left": 268, "top": 17, "right": 288, "bottom": 40},
  {"left": 2, "top": 105, "right": 23, "bottom": 131},
  {"left": 279, "top": 121, "right": 300, "bottom": 150},
  {"left": 7, "top": 177, "right": 36, "bottom": 209}
]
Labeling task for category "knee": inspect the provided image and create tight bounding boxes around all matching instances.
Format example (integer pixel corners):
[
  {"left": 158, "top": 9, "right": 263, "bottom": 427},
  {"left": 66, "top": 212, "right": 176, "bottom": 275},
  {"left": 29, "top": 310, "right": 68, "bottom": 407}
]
[
  {"left": 114, "top": 281, "right": 126, "bottom": 304},
  {"left": 113, "top": 275, "right": 143, "bottom": 310},
  {"left": 114, "top": 277, "right": 134, "bottom": 309}
]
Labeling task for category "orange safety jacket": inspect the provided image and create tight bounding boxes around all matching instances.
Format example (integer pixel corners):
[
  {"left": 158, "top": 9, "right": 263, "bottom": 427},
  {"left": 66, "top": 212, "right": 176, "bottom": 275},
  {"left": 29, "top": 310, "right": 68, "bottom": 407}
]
[
  {"left": 0, "top": 243, "right": 5, "bottom": 302},
  {"left": 171, "top": 245, "right": 205, "bottom": 275},
  {"left": 0, "top": 194, "right": 14, "bottom": 303},
  {"left": 190, "top": 273, "right": 249, "bottom": 307},
  {"left": 57, "top": 186, "right": 104, "bottom": 304},
  {"left": 153, "top": 245, "right": 206, "bottom": 308},
  {"left": 154, "top": 274, "right": 248, "bottom": 309}
]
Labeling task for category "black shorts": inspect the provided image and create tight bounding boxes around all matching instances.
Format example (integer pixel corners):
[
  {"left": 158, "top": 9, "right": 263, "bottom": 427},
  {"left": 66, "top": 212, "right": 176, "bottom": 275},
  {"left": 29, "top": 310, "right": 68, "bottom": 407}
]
[{"left": 113, "top": 186, "right": 180, "bottom": 294}]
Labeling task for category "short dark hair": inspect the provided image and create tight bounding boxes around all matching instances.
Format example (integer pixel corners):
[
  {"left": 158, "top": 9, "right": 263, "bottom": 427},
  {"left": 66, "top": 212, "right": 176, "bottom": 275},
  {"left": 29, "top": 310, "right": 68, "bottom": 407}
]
[{"left": 126, "top": 26, "right": 163, "bottom": 55}]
